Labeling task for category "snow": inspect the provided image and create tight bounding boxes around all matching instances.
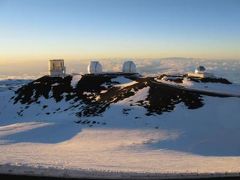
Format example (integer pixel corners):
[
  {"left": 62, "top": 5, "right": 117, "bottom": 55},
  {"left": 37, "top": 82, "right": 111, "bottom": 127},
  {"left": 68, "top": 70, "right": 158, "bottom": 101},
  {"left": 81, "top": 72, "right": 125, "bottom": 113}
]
[
  {"left": 0, "top": 122, "right": 50, "bottom": 138},
  {"left": 114, "top": 80, "right": 138, "bottom": 88},
  {"left": 51, "top": 83, "right": 60, "bottom": 86},
  {"left": 111, "top": 76, "right": 138, "bottom": 88},
  {"left": 112, "top": 76, "right": 132, "bottom": 84},
  {"left": 182, "top": 78, "right": 240, "bottom": 96},
  {"left": 83, "top": 92, "right": 94, "bottom": 96},
  {"left": 155, "top": 77, "right": 240, "bottom": 97},
  {"left": 100, "top": 90, "right": 107, "bottom": 94},
  {"left": 0, "top": 73, "right": 240, "bottom": 178},
  {"left": 0, "top": 79, "right": 31, "bottom": 92},
  {"left": 71, "top": 74, "right": 82, "bottom": 88},
  {"left": 117, "top": 87, "right": 150, "bottom": 105},
  {"left": 1, "top": 96, "right": 240, "bottom": 176},
  {"left": 0, "top": 96, "right": 240, "bottom": 176},
  {"left": 100, "top": 76, "right": 138, "bottom": 88}
]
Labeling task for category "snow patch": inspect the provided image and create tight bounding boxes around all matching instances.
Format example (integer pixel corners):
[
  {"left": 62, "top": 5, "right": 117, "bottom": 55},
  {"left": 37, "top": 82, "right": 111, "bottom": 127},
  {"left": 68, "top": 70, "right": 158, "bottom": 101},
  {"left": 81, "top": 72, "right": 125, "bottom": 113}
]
[
  {"left": 0, "top": 122, "right": 51, "bottom": 141},
  {"left": 156, "top": 77, "right": 240, "bottom": 96},
  {"left": 111, "top": 76, "right": 132, "bottom": 84},
  {"left": 71, "top": 75, "right": 82, "bottom": 88},
  {"left": 117, "top": 87, "right": 150, "bottom": 105},
  {"left": 114, "top": 81, "right": 138, "bottom": 88}
]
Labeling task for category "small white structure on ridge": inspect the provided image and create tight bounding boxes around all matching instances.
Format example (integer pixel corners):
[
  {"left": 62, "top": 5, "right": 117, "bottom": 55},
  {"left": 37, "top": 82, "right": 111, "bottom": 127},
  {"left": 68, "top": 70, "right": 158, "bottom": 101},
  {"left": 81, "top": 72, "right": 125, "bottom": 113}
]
[
  {"left": 122, "top": 61, "right": 137, "bottom": 73},
  {"left": 88, "top": 61, "right": 102, "bottom": 74},
  {"left": 49, "top": 59, "right": 66, "bottom": 77},
  {"left": 195, "top": 66, "right": 206, "bottom": 74},
  {"left": 188, "top": 65, "right": 214, "bottom": 78}
]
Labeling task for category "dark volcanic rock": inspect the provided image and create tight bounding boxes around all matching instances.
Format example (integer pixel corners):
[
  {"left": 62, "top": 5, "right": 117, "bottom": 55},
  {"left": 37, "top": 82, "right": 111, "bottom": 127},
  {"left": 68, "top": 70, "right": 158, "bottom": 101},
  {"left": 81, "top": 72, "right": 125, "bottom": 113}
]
[
  {"left": 12, "top": 73, "right": 235, "bottom": 118},
  {"left": 76, "top": 76, "right": 148, "bottom": 117},
  {"left": 142, "top": 80, "right": 204, "bottom": 115},
  {"left": 13, "top": 76, "right": 74, "bottom": 104}
]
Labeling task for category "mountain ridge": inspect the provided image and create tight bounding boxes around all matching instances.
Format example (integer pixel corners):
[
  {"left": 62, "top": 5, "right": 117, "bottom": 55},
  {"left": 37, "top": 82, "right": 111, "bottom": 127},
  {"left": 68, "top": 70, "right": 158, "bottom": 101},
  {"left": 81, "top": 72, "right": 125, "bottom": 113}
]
[{"left": 11, "top": 73, "right": 239, "bottom": 119}]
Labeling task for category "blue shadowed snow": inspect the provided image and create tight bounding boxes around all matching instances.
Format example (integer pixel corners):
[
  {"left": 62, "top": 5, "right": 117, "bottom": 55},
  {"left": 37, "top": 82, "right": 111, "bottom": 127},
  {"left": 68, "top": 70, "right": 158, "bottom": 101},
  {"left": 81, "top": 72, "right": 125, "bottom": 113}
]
[{"left": 3, "top": 121, "right": 81, "bottom": 144}]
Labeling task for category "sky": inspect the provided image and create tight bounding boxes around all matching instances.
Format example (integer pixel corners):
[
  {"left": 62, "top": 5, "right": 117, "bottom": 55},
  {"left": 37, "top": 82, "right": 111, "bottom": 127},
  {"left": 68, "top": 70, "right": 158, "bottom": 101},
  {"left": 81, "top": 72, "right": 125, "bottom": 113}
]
[{"left": 0, "top": 0, "right": 240, "bottom": 62}]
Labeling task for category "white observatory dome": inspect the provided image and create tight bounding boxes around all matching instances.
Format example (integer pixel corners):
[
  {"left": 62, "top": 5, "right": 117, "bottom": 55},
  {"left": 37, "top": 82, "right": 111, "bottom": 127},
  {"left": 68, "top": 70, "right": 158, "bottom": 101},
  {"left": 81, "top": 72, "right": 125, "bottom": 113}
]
[
  {"left": 188, "top": 65, "right": 214, "bottom": 78},
  {"left": 122, "top": 61, "right": 137, "bottom": 73},
  {"left": 87, "top": 61, "right": 102, "bottom": 74},
  {"left": 195, "top": 66, "right": 206, "bottom": 74}
]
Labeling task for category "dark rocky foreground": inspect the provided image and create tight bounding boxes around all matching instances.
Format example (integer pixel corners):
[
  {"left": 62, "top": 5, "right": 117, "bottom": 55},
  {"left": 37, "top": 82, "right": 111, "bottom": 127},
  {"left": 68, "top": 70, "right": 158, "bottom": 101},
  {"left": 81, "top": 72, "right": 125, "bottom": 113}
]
[
  {"left": 12, "top": 73, "right": 235, "bottom": 118},
  {"left": 1, "top": 173, "right": 240, "bottom": 180}
]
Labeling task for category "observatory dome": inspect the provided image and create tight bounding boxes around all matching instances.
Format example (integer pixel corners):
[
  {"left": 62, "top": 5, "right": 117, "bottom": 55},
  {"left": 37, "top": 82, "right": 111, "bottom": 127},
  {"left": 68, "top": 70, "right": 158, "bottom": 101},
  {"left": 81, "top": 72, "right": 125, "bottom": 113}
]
[
  {"left": 195, "top": 66, "right": 206, "bottom": 74},
  {"left": 88, "top": 61, "right": 102, "bottom": 74},
  {"left": 122, "top": 61, "right": 137, "bottom": 73},
  {"left": 188, "top": 65, "right": 214, "bottom": 78}
]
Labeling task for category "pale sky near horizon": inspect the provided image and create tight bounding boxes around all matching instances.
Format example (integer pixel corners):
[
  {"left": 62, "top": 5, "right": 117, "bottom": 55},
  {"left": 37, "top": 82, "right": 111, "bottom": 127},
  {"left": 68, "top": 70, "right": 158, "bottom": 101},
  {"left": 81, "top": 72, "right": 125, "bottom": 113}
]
[{"left": 0, "top": 0, "right": 240, "bottom": 62}]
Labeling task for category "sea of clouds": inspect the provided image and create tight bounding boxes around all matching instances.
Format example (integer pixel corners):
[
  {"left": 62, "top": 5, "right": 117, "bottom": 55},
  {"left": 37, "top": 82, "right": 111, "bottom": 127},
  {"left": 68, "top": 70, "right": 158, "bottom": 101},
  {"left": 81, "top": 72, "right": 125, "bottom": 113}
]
[{"left": 1, "top": 58, "right": 240, "bottom": 83}]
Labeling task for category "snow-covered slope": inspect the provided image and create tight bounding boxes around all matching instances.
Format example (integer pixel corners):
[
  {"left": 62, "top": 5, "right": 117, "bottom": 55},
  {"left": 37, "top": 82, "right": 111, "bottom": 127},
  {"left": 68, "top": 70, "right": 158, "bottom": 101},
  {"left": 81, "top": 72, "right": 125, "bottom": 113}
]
[
  {"left": 154, "top": 74, "right": 240, "bottom": 97},
  {"left": 0, "top": 74, "right": 240, "bottom": 178}
]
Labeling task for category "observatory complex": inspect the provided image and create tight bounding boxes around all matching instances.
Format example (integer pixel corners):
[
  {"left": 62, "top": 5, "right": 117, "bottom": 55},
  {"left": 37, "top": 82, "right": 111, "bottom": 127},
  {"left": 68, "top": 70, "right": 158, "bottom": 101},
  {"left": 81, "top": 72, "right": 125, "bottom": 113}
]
[
  {"left": 48, "top": 59, "right": 215, "bottom": 80},
  {"left": 48, "top": 59, "right": 138, "bottom": 77}
]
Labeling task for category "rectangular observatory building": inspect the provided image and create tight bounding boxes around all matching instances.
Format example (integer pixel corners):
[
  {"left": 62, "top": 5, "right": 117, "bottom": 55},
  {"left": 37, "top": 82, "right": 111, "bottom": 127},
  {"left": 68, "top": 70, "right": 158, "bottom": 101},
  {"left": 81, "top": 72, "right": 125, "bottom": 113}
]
[{"left": 49, "top": 59, "right": 66, "bottom": 77}]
